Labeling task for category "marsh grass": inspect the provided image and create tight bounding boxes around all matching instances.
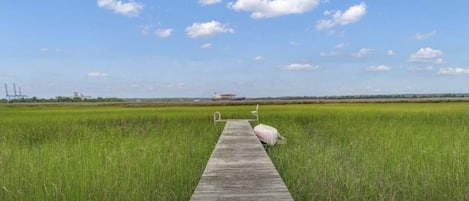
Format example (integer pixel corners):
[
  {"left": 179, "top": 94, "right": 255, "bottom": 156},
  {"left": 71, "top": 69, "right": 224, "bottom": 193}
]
[
  {"left": 264, "top": 103, "right": 469, "bottom": 200},
  {"left": 0, "top": 106, "right": 223, "bottom": 200},
  {"left": 1, "top": 103, "right": 468, "bottom": 200}
]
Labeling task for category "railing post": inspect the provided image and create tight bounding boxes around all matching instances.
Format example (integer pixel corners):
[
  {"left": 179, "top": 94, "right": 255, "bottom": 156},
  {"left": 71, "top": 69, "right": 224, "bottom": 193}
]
[
  {"left": 213, "top": 112, "right": 222, "bottom": 123},
  {"left": 251, "top": 104, "right": 259, "bottom": 122}
]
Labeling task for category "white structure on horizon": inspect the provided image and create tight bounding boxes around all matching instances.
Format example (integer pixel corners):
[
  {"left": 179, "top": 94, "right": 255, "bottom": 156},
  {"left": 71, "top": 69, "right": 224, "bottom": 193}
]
[
  {"left": 73, "top": 91, "right": 91, "bottom": 99},
  {"left": 212, "top": 92, "right": 246, "bottom": 101}
]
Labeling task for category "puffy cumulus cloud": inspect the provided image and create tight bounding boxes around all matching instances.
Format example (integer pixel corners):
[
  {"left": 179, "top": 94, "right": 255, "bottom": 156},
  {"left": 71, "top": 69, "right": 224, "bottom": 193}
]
[
  {"left": 88, "top": 72, "right": 109, "bottom": 77},
  {"left": 200, "top": 43, "right": 213, "bottom": 48},
  {"left": 335, "top": 2, "right": 367, "bottom": 25},
  {"left": 199, "top": 0, "right": 222, "bottom": 5},
  {"left": 228, "top": 0, "right": 320, "bottom": 19},
  {"left": 409, "top": 47, "right": 442, "bottom": 63},
  {"left": 437, "top": 67, "right": 469, "bottom": 75},
  {"left": 387, "top": 50, "right": 395, "bottom": 56},
  {"left": 284, "top": 63, "right": 319, "bottom": 71},
  {"left": 155, "top": 28, "right": 173, "bottom": 38},
  {"left": 97, "top": 0, "right": 143, "bottom": 17},
  {"left": 366, "top": 65, "right": 390, "bottom": 72},
  {"left": 316, "top": 2, "right": 366, "bottom": 30},
  {"left": 185, "top": 21, "right": 234, "bottom": 38},
  {"left": 415, "top": 30, "right": 436, "bottom": 40},
  {"left": 352, "top": 48, "right": 372, "bottom": 58},
  {"left": 316, "top": 19, "right": 335, "bottom": 30}
]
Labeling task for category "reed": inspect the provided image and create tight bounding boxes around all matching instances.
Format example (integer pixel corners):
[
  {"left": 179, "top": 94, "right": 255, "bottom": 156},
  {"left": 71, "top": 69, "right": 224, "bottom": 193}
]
[
  {"left": 0, "top": 106, "right": 223, "bottom": 200},
  {"left": 0, "top": 103, "right": 467, "bottom": 200},
  {"left": 263, "top": 103, "right": 469, "bottom": 200}
]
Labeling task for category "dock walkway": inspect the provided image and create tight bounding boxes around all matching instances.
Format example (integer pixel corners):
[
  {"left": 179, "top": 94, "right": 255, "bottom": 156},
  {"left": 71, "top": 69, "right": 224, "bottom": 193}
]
[{"left": 190, "top": 120, "right": 293, "bottom": 201}]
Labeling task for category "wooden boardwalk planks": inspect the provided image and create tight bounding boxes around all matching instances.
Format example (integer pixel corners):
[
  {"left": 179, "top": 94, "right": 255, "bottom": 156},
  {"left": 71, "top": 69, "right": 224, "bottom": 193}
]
[{"left": 191, "top": 120, "right": 293, "bottom": 201}]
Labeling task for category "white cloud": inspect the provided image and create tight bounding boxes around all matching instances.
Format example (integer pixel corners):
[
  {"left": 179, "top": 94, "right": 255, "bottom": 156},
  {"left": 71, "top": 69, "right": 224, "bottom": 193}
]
[
  {"left": 437, "top": 67, "right": 469, "bottom": 75},
  {"left": 409, "top": 47, "right": 442, "bottom": 63},
  {"left": 228, "top": 0, "right": 320, "bottom": 19},
  {"left": 97, "top": 0, "right": 143, "bottom": 17},
  {"left": 335, "top": 2, "right": 367, "bottom": 25},
  {"left": 88, "top": 72, "right": 109, "bottom": 77},
  {"left": 326, "top": 30, "right": 345, "bottom": 37},
  {"left": 289, "top": 41, "right": 300, "bottom": 46},
  {"left": 415, "top": 30, "right": 436, "bottom": 40},
  {"left": 39, "top": 47, "right": 61, "bottom": 52},
  {"left": 155, "top": 28, "right": 173, "bottom": 38},
  {"left": 366, "top": 65, "right": 391, "bottom": 72},
  {"left": 140, "top": 25, "right": 152, "bottom": 35},
  {"left": 408, "top": 66, "right": 433, "bottom": 71},
  {"left": 387, "top": 50, "right": 394, "bottom": 56},
  {"left": 199, "top": 0, "right": 222, "bottom": 5},
  {"left": 315, "top": 19, "right": 335, "bottom": 30},
  {"left": 319, "top": 50, "right": 341, "bottom": 57},
  {"left": 167, "top": 82, "right": 186, "bottom": 89},
  {"left": 200, "top": 43, "right": 213, "bottom": 48},
  {"left": 284, "top": 63, "right": 319, "bottom": 71},
  {"left": 254, "top": 56, "right": 264, "bottom": 61},
  {"left": 185, "top": 21, "right": 234, "bottom": 38},
  {"left": 434, "top": 58, "right": 444, "bottom": 64},
  {"left": 335, "top": 42, "right": 345, "bottom": 49},
  {"left": 316, "top": 2, "right": 366, "bottom": 30},
  {"left": 352, "top": 48, "right": 372, "bottom": 58}
]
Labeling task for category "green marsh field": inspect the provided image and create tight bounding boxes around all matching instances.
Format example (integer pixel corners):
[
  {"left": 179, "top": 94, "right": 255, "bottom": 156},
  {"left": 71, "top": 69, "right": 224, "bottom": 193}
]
[{"left": 1, "top": 103, "right": 468, "bottom": 200}]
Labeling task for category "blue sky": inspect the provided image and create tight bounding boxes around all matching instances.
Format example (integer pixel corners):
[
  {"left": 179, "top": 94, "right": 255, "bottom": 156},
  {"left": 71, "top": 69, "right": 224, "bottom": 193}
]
[{"left": 1, "top": 0, "right": 468, "bottom": 98}]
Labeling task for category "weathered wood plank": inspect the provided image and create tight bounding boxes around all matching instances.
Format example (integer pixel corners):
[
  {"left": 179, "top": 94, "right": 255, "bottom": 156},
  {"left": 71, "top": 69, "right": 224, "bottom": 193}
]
[{"left": 191, "top": 120, "right": 293, "bottom": 201}]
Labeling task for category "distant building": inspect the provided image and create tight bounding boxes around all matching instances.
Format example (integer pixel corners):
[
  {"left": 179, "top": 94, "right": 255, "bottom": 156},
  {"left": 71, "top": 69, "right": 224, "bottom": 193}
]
[
  {"left": 212, "top": 92, "right": 246, "bottom": 101},
  {"left": 71, "top": 91, "right": 91, "bottom": 100},
  {"left": 80, "top": 93, "right": 92, "bottom": 100}
]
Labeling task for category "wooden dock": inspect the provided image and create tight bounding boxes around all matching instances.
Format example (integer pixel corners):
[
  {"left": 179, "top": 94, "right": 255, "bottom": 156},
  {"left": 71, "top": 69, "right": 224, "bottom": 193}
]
[{"left": 190, "top": 120, "right": 293, "bottom": 201}]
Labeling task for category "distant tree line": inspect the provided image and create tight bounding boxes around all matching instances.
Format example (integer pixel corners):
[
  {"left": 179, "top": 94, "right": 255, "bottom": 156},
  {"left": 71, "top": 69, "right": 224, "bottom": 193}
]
[
  {"left": 251, "top": 93, "right": 469, "bottom": 100},
  {"left": 2, "top": 93, "right": 468, "bottom": 104},
  {"left": 0, "top": 96, "right": 124, "bottom": 103}
]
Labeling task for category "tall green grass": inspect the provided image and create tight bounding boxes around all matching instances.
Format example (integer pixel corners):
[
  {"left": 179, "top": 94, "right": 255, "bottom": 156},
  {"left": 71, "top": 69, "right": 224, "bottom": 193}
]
[
  {"left": 1, "top": 103, "right": 468, "bottom": 200},
  {"left": 263, "top": 103, "right": 469, "bottom": 200},
  {"left": 0, "top": 106, "right": 223, "bottom": 200}
]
